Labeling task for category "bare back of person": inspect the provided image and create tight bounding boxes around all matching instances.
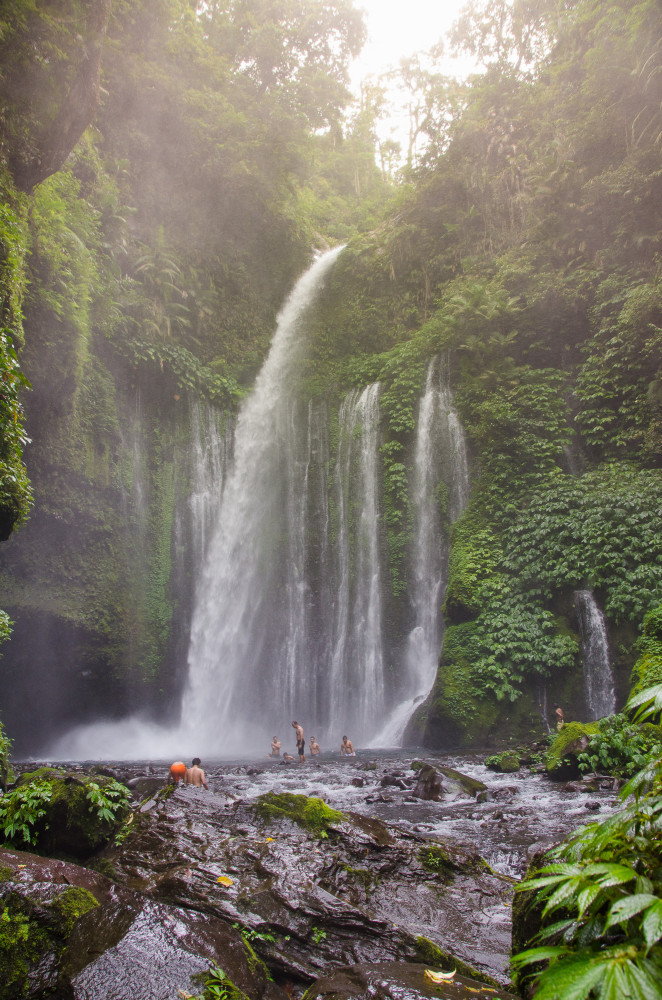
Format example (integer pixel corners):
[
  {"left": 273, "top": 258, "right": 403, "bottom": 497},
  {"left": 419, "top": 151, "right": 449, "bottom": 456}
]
[{"left": 186, "top": 757, "right": 209, "bottom": 789}]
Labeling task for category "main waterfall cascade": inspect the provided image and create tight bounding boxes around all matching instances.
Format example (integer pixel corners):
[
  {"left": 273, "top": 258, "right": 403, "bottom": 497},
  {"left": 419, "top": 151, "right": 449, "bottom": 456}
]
[
  {"left": 50, "top": 249, "right": 472, "bottom": 758},
  {"left": 574, "top": 589, "right": 616, "bottom": 721}
]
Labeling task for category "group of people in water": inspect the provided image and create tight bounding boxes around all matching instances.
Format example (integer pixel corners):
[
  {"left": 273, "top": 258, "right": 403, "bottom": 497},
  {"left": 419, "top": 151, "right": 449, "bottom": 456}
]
[
  {"left": 168, "top": 723, "right": 356, "bottom": 785},
  {"left": 269, "top": 721, "right": 355, "bottom": 763}
]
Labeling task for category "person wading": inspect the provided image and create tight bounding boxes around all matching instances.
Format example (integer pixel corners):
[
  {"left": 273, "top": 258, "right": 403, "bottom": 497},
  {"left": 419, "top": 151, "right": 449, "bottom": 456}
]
[{"left": 292, "top": 720, "right": 305, "bottom": 763}]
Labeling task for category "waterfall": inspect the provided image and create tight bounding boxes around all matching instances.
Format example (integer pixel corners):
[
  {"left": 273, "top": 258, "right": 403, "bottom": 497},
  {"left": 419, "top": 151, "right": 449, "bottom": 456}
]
[
  {"left": 370, "top": 357, "right": 470, "bottom": 746},
  {"left": 574, "top": 590, "right": 616, "bottom": 721},
  {"left": 180, "top": 248, "right": 344, "bottom": 752},
  {"left": 327, "top": 383, "right": 386, "bottom": 738},
  {"left": 47, "top": 255, "right": 475, "bottom": 760}
]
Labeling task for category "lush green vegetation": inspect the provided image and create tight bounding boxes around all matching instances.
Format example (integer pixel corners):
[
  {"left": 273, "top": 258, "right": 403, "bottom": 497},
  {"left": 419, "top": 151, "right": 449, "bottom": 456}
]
[
  {"left": 0, "top": 0, "right": 660, "bottom": 757},
  {"left": 513, "top": 685, "right": 662, "bottom": 1000}
]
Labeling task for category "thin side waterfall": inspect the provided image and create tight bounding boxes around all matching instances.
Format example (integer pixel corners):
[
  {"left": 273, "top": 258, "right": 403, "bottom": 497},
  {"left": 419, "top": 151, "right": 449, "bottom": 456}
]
[
  {"left": 574, "top": 590, "right": 616, "bottom": 720},
  {"left": 180, "top": 248, "right": 344, "bottom": 752},
  {"left": 188, "top": 402, "right": 233, "bottom": 570},
  {"left": 371, "top": 357, "right": 470, "bottom": 746},
  {"left": 327, "top": 383, "right": 386, "bottom": 739}
]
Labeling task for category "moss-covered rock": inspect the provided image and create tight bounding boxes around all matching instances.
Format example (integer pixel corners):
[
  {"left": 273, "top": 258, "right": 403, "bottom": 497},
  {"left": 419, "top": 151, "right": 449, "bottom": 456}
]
[
  {"left": 6, "top": 769, "right": 130, "bottom": 858},
  {"left": 254, "top": 792, "right": 343, "bottom": 834},
  {"left": 545, "top": 722, "right": 600, "bottom": 780},
  {"left": 484, "top": 751, "right": 520, "bottom": 773}
]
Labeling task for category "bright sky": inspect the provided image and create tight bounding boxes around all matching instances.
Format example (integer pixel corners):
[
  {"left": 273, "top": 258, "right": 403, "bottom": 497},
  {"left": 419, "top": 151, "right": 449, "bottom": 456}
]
[{"left": 349, "top": 0, "right": 477, "bottom": 156}]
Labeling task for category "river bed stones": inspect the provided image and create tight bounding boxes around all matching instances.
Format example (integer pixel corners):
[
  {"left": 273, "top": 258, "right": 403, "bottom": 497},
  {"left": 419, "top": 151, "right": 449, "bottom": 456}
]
[{"left": 100, "top": 784, "right": 513, "bottom": 991}]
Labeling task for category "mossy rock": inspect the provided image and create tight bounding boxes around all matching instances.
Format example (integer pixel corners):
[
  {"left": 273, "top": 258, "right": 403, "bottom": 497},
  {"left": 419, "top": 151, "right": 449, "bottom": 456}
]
[
  {"left": 485, "top": 751, "right": 520, "bottom": 773},
  {"left": 254, "top": 792, "right": 343, "bottom": 834},
  {"left": 0, "top": 884, "right": 99, "bottom": 1000},
  {"left": 7, "top": 769, "right": 130, "bottom": 858},
  {"left": 545, "top": 722, "right": 599, "bottom": 780}
]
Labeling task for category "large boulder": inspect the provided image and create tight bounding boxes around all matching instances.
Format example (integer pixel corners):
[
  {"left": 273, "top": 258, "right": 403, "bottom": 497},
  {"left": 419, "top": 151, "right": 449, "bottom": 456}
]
[
  {"left": 0, "top": 847, "right": 287, "bottom": 1000},
  {"left": 303, "top": 961, "right": 519, "bottom": 999},
  {"left": 545, "top": 723, "right": 599, "bottom": 780},
  {"left": 411, "top": 764, "right": 443, "bottom": 801},
  {"left": 8, "top": 767, "right": 131, "bottom": 858}
]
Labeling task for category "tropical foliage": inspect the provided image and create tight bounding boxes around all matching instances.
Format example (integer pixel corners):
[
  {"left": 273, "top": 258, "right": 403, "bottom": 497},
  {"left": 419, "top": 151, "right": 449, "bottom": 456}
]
[{"left": 512, "top": 685, "right": 662, "bottom": 1000}]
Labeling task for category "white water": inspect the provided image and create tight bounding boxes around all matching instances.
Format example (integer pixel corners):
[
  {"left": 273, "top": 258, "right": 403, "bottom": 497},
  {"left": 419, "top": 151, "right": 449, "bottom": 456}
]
[
  {"left": 371, "top": 357, "right": 470, "bottom": 745},
  {"left": 179, "top": 247, "right": 345, "bottom": 752},
  {"left": 47, "top": 253, "right": 474, "bottom": 760},
  {"left": 327, "top": 383, "right": 386, "bottom": 738},
  {"left": 574, "top": 589, "right": 616, "bottom": 720}
]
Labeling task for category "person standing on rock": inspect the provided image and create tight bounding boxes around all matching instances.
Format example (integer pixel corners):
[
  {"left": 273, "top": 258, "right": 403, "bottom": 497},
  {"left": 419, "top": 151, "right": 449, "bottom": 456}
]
[
  {"left": 340, "top": 735, "right": 355, "bottom": 756},
  {"left": 292, "top": 720, "right": 305, "bottom": 763},
  {"left": 553, "top": 704, "right": 565, "bottom": 731},
  {"left": 186, "top": 758, "right": 209, "bottom": 789}
]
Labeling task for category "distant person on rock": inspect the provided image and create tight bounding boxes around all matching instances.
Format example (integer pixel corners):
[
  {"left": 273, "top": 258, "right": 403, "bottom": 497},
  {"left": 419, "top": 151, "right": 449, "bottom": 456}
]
[
  {"left": 340, "top": 735, "right": 355, "bottom": 756},
  {"left": 310, "top": 736, "right": 321, "bottom": 756},
  {"left": 169, "top": 761, "right": 187, "bottom": 784},
  {"left": 186, "top": 757, "right": 209, "bottom": 789},
  {"left": 554, "top": 704, "right": 565, "bottom": 731},
  {"left": 292, "top": 720, "right": 305, "bottom": 763},
  {"left": 270, "top": 736, "right": 281, "bottom": 757}
]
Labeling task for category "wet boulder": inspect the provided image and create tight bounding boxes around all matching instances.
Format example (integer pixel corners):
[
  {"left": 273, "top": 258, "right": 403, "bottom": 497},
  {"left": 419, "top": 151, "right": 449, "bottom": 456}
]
[
  {"left": 304, "top": 961, "right": 519, "bottom": 1000},
  {"left": 436, "top": 766, "right": 487, "bottom": 798},
  {"left": 126, "top": 775, "right": 166, "bottom": 799},
  {"left": 0, "top": 847, "right": 287, "bottom": 1000},
  {"left": 412, "top": 764, "right": 443, "bottom": 801}
]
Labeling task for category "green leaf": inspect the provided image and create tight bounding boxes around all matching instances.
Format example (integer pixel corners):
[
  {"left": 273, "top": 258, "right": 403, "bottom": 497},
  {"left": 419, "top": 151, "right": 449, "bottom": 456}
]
[
  {"left": 604, "top": 894, "right": 658, "bottom": 931},
  {"left": 642, "top": 900, "right": 662, "bottom": 952}
]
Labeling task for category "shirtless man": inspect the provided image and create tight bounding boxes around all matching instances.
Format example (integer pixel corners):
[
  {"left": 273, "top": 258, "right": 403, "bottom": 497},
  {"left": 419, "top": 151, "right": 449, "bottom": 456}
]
[
  {"left": 309, "top": 736, "right": 321, "bottom": 756},
  {"left": 340, "top": 735, "right": 355, "bottom": 756},
  {"left": 186, "top": 757, "right": 209, "bottom": 789},
  {"left": 292, "top": 720, "right": 305, "bottom": 763},
  {"left": 270, "top": 737, "right": 281, "bottom": 757}
]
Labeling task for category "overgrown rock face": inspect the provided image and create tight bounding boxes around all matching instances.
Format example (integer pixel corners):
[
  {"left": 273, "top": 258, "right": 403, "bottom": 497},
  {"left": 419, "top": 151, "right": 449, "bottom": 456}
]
[
  {"left": 0, "top": 847, "right": 286, "bottom": 1000},
  {"left": 545, "top": 722, "right": 599, "bottom": 780},
  {"left": 8, "top": 768, "right": 130, "bottom": 858}
]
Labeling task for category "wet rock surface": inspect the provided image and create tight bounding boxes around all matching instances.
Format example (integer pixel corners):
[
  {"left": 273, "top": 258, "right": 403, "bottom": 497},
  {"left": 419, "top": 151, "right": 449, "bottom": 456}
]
[
  {"left": 5, "top": 748, "right": 619, "bottom": 998},
  {"left": 0, "top": 846, "right": 285, "bottom": 1000},
  {"left": 304, "top": 961, "right": 520, "bottom": 999}
]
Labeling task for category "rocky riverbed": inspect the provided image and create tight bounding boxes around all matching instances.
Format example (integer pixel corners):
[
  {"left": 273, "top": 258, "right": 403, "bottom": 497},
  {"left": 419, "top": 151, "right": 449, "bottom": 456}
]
[{"left": 2, "top": 748, "right": 618, "bottom": 1000}]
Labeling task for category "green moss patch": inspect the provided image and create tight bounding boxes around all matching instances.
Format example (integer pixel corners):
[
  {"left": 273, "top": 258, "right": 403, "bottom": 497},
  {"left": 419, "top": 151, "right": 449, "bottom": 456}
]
[
  {"left": 255, "top": 792, "right": 342, "bottom": 834},
  {"left": 546, "top": 721, "right": 599, "bottom": 776}
]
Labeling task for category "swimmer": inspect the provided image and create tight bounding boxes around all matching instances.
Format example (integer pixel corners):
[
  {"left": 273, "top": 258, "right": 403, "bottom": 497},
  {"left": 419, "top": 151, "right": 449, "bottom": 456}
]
[
  {"left": 270, "top": 736, "right": 281, "bottom": 757},
  {"left": 340, "top": 735, "right": 355, "bottom": 756},
  {"left": 169, "top": 761, "right": 187, "bottom": 783},
  {"left": 186, "top": 757, "right": 209, "bottom": 789},
  {"left": 309, "top": 736, "right": 321, "bottom": 756}
]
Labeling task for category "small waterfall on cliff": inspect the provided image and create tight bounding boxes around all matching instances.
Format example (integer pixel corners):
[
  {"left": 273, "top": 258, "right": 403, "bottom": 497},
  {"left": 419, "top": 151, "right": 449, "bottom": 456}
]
[
  {"left": 371, "top": 357, "right": 470, "bottom": 746},
  {"left": 327, "top": 383, "right": 386, "bottom": 738},
  {"left": 180, "top": 248, "right": 344, "bottom": 751},
  {"left": 574, "top": 590, "right": 616, "bottom": 720}
]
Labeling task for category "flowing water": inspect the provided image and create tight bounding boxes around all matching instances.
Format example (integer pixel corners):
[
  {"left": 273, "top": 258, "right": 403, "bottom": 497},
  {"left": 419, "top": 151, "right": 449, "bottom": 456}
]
[
  {"left": 49, "top": 249, "right": 472, "bottom": 760},
  {"left": 574, "top": 590, "right": 616, "bottom": 721}
]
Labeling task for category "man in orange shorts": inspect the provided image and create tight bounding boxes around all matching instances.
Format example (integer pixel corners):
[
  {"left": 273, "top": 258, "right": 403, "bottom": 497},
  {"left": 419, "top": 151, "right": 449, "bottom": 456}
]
[{"left": 169, "top": 760, "right": 187, "bottom": 783}]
